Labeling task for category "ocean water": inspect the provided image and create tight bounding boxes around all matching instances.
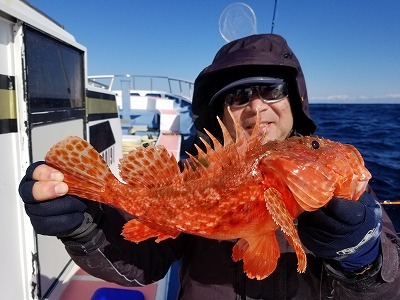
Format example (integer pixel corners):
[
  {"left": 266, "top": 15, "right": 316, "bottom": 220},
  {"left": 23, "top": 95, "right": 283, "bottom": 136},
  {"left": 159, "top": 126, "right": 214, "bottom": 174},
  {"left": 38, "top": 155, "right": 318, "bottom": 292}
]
[{"left": 309, "top": 103, "right": 400, "bottom": 232}]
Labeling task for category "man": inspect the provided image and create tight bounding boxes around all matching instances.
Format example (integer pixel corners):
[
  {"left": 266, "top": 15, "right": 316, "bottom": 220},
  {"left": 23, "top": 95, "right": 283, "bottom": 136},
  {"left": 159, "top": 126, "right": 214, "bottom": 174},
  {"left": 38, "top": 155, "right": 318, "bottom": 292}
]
[{"left": 19, "top": 34, "right": 400, "bottom": 299}]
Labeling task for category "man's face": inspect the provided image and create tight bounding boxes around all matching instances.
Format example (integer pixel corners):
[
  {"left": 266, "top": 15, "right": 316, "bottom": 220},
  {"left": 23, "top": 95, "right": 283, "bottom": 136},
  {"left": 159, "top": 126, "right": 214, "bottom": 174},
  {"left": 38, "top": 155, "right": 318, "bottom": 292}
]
[{"left": 221, "top": 96, "right": 294, "bottom": 143}]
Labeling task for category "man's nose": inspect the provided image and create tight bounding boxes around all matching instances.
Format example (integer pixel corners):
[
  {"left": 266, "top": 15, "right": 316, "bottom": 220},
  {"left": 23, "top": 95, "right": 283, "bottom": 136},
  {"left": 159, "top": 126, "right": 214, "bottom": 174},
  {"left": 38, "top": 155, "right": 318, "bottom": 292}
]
[{"left": 246, "top": 94, "right": 267, "bottom": 111}]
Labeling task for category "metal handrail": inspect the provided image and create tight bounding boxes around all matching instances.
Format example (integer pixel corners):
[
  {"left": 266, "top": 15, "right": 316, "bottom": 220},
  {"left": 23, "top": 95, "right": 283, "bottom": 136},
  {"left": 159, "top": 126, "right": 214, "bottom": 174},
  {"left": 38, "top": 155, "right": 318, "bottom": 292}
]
[{"left": 88, "top": 74, "right": 194, "bottom": 100}]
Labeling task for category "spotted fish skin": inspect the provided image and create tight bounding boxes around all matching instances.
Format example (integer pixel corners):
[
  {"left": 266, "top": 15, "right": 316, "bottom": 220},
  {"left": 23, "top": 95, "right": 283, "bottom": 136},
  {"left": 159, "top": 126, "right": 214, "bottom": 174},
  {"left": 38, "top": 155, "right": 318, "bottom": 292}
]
[{"left": 45, "top": 112, "right": 371, "bottom": 280}]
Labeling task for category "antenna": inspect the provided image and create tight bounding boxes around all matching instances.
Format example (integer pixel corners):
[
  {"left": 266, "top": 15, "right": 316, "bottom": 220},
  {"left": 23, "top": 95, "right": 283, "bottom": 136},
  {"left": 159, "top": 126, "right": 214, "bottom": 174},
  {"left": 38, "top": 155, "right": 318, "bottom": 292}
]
[{"left": 271, "top": 0, "right": 278, "bottom": 33}]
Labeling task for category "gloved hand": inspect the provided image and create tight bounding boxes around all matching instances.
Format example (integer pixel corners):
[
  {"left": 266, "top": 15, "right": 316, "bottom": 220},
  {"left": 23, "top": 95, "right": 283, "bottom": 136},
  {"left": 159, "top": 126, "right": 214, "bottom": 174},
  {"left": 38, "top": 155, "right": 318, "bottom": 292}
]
[
  {"left": 19, "top": 161, "right": 102, "bottom": 238},
  {"left": 298, "top": 192, "right": 382, "bottom": 271}
]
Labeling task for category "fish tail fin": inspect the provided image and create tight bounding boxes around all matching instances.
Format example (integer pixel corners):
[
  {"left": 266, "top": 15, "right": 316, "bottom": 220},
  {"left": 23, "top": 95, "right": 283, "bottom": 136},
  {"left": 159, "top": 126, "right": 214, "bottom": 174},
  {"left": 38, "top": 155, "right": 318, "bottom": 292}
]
[
  {"left": 232, "top": 233, "right": 280, "bottom": 280},
  {"left": 45, "top": 136, "right": 118, "bottom": 200},
  {"left": 264, "top": 188, "right": 307, "bottom": 273}
]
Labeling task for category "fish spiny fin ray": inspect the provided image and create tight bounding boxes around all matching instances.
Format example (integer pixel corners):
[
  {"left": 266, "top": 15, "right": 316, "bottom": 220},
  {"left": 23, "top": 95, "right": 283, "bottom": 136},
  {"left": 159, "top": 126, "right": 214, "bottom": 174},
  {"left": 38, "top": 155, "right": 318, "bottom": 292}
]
[
  {"left": 196, "top": 137, "right": 225, "bottom": 173},
  {"left": 204, "top": 117, "right": 238, "bottom": 166},
  {"left": 216, "top": 115, "right": 234, "bottom": 147},
  {"left": 227, "top": 106, "right": 247, "bottom": 154},
  {"left": 45, "top": 136, "right": 116, "bottom": 199},
  {"left": 198, "top": 136, "right": 214, "bottom": 154},
  {"left": 227, "top": 106, "right": 266, "bottom": 156},
  {"left": 203, "top": 128, "right": 223, "bottom": 152},
  {"left": 184, "top": 152, "right": 209, "bottom": 178},
  {"left": 119, "top": 145, "right": 181, "bottom": 188},
  {"left": 250, "top": 108, "right": 267, "bottom": 149},
  {"left": 122, "top": 219, "right": 180, "bottom": 243},
  {"left": 194, "top": 142, "right": 222, "bottom": 171},
  {"left": 232, "top": 233, "right": 280, "bottom": 280},
  {"left": 264, "top": 187, "right": 307, "bottom": 273}
]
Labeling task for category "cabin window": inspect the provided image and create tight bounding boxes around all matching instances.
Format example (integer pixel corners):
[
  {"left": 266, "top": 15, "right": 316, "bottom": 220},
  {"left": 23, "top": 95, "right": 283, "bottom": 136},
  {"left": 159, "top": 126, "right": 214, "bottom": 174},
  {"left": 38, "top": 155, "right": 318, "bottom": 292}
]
[
  {"left": 24, "top": 25, "right": 84, "bottom": 113},
  {"left": 165, "top": 95, "right": 179, "bottom": 102},
  {"left": 145, "top": 93, "right": 162, "bottom": 98}
]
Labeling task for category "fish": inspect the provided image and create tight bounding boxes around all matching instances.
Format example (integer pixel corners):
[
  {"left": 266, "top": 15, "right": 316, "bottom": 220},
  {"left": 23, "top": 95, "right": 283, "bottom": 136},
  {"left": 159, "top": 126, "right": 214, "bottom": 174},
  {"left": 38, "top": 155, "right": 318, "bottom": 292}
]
[{"left": 44, "top": 112, "right": 371, "bottom": 280}]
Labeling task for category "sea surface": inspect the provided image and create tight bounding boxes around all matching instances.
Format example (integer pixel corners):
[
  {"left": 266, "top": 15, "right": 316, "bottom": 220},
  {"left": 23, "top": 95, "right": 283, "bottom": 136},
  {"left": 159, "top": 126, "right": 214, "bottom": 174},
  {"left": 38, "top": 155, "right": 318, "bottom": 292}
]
[{"left": 309, "top": 103, "right": 400, "bottom": 232}]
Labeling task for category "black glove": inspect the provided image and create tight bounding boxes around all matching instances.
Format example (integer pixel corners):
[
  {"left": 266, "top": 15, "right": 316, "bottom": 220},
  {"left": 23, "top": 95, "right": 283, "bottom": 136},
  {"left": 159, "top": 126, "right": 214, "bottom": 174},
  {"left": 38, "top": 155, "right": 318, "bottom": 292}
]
[
  {"left": 298, "top": 192, "right": 382, "bottom": 271},
  {"left": 19, "top": 161, "right": 102, "bottom": 238}
]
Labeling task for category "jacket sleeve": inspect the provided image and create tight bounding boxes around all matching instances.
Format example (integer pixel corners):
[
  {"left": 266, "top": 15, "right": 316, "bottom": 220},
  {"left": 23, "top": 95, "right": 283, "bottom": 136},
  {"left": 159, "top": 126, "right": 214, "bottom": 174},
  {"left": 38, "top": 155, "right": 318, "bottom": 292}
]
[
  {"left": 61, "top": 204, "right": 185, "bottom": 286},
  {"left": 325, "top": 208, "right": 400, "bottom": 299}
]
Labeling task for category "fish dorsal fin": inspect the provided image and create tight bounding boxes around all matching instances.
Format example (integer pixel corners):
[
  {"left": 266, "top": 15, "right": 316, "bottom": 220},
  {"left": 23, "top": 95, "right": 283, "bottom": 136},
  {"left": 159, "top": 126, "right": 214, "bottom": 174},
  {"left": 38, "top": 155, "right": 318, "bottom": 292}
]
[
  {"left": 223, "top": 107, "right": 266, "bottom": 162},
  {"left": 181, "top": 108, "right": 265, "bottom": 180},
  {"left": 215, "top": 108, "right": 264, "bottom": 164},
  {"left": 119, "top": 145, "right": 181, "bottom": 188}
]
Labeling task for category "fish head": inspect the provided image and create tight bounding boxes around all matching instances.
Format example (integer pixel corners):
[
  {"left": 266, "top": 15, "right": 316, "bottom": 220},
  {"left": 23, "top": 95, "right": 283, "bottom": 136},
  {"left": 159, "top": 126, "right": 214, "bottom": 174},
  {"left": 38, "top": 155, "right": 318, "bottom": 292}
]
[{"left": 260, "top": 136, "right": 371, "bottom": 205}]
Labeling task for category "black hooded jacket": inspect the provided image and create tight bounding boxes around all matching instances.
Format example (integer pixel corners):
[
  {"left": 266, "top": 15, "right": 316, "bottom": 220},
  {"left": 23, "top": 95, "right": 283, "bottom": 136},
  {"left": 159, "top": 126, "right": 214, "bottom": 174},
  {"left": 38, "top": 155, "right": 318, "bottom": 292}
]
[
  {"left": 192, "top": 34, "right": 316, "bottom": 140},
  {"left": 64, "top": 203, "right": 400, "bottom": 299}
]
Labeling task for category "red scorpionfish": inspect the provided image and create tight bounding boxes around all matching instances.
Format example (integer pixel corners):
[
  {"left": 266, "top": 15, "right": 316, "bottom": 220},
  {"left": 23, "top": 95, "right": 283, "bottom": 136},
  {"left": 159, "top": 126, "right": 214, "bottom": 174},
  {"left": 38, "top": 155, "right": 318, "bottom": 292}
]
[{"left": 45, "top": 113, "right": 371, "bottom": 280}]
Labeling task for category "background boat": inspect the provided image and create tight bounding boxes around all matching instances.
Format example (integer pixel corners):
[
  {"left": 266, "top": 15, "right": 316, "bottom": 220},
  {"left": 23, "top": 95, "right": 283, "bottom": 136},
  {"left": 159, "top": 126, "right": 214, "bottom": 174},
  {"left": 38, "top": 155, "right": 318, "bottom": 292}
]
[{"left": 88, "top": 75, "right": 197, "bottom": 161}]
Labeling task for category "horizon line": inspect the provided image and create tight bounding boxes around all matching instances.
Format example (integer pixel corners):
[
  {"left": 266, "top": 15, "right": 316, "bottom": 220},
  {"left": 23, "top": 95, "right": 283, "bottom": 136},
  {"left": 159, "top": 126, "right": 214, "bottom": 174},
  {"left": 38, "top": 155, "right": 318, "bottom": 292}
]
[{"left": 309, "top": 94, "right": 400, "bottom": 104}]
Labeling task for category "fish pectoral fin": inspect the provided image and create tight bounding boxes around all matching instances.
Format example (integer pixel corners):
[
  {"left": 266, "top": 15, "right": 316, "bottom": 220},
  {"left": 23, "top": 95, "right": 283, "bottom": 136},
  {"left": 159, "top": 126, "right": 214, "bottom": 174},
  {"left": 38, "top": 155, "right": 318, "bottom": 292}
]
[
  {"left": 232, "top": 233, "right": 280, "bottom": 280},
  {"left": 122, "top": 219, "right": 180, "bottom": 243},
  {"left": 264, "top": 188, "right": 307, "bottom": 273}
]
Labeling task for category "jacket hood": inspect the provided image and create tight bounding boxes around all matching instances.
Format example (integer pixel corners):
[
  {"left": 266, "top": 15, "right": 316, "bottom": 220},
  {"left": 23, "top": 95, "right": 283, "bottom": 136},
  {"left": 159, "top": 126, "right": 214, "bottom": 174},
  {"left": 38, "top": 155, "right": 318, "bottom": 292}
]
[{"left": 192, "top": 34, "right": 316, "bottom": 139}]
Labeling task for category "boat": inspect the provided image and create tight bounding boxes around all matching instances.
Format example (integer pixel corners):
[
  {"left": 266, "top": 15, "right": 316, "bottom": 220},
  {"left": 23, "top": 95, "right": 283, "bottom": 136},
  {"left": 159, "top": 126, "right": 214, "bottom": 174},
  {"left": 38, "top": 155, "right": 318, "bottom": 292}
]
[
  {"left": 88, "top": 75, "right": 196, "bottom": 161},
  {"left": 0, "top": 1, "right": 177, "bottom": 299}
]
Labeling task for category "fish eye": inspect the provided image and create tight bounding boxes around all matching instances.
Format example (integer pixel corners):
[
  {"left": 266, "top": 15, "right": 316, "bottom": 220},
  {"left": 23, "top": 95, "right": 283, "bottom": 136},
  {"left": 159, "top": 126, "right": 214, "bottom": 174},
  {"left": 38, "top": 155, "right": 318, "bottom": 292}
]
[{"left": 311, "top": 140, "right": 320, "bottom": 149}]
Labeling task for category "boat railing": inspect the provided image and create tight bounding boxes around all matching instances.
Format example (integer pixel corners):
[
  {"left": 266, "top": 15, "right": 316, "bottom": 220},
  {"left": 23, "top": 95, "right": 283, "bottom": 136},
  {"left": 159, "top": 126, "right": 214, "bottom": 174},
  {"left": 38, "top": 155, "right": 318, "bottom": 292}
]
[{"left": 88, "top": 74, "right": 194, "bottom": 101}]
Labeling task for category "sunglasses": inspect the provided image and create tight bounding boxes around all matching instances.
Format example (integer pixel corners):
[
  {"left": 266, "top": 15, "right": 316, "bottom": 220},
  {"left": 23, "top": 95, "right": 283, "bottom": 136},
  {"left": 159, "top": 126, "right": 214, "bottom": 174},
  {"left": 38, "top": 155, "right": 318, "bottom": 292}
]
[{"left": 224, "top": 83, "right": 288, "bottom": 108}]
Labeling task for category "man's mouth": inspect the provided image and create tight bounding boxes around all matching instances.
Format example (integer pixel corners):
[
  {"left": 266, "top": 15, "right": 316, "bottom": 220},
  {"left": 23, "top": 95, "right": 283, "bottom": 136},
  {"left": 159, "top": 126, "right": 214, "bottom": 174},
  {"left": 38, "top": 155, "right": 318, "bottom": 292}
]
[{"left": 245, "top": 122, "right": 270, "bottom": 130}]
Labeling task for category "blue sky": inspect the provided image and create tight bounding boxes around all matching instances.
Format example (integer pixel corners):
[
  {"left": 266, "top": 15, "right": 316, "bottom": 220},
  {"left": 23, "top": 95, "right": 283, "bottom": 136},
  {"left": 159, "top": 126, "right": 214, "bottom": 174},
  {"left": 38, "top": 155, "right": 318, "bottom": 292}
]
[{"left": 29, "top": 0, "right": 400, "bottom": 103}]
